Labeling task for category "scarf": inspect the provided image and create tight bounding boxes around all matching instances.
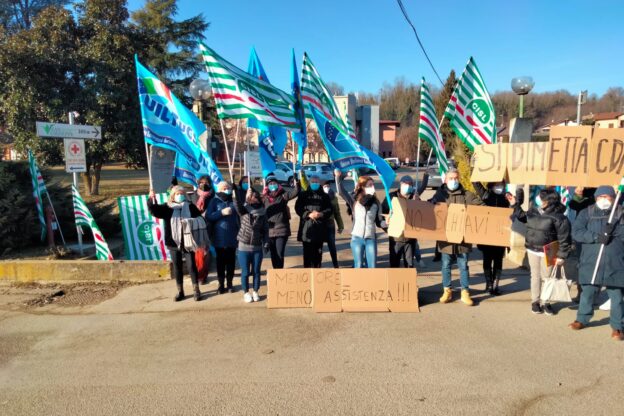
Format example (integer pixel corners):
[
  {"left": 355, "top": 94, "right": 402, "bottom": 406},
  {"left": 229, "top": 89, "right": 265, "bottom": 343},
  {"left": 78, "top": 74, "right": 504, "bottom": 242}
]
[
  {"left": 195, "top": 188, "right": 213, "bottom": 212},
  {"left": 168, "top": 201, "right": 191, "bottom": 248},
  {"left": 263, "top": 185, "right": 285, "bottom": 204},
  {"left": 358, "top": 194, "right": 377, "bottom": 210},
  {"left": 216, "top": 192, "right": 232, "bottom": 202}
]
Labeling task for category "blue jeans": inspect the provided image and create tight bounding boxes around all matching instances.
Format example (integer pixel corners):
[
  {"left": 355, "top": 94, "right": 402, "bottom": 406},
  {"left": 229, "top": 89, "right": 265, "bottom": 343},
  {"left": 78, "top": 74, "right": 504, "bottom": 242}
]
[
  {"left": 350, "top": 236, "right": 377, "bottom": 268},
  {"left": 238, "top": 249, "right": 263, "bottom": 292},
  {"left": 577, "top": 285, "right": 623, "bottom": 330},
  {"left": 441, "top": 252, "right": 470, "bottom": 290}
]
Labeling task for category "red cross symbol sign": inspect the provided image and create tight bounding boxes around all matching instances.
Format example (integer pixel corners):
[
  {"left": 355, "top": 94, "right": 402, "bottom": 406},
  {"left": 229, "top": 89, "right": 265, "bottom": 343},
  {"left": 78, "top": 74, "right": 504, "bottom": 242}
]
[{"left": 70, "top": 143, "right": 81, "bottom": 155}]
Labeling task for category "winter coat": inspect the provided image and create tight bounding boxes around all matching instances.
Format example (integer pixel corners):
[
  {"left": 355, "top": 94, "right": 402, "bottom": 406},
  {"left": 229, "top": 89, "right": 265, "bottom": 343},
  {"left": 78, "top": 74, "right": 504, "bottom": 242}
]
[
  {"left": 147, "top": 199, "right": 201, "bottom": 249},
  {"left": 428, "top": 184, "right": 484, "bottom": 254},
  {"left": 327, "top": 189, "right": 344, "bottom": 232},
  {"left": 262, "top": 184, "right": 299, "bottom": 238},
  {"left": 295, "top": 188, "right": 332, "bottom": 243},
  {"left": 205, "top": 194, "right": 240, "bottom": 248},
  {"left": 189, "top": 191, "right": 214, "bottom": 214},
  {"left": 235, "top": 196, "right": 270, "bottom": 247},
  {"left": 572, "top": 204, "right": 624, "bottom": 287},
  {"left": 336, "top": 174, "right": 385, "bottom": 240},
  {"left": 513, "top": 203, "right": 571, "bottom": 259},
  {"left": 569, "top": 188, "right": 596, "bottom": 214},
  {"left": 382, "top": 189, "right": 420, "bottom": 243},
  {"left": 472, "top": 182, "right": 524, "bottom": 250}
]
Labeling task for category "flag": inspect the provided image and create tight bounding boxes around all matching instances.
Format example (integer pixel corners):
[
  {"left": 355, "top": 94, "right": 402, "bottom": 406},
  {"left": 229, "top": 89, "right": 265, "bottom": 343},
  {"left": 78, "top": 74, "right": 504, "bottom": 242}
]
[
  {"left": 72, "top": 185, "right": 113, "bottom": 261},
  {"left": 557, "top": 186, "right": 571, "bottom": 216},
  {"left": 173, "top": 152, "right": 221, "bottom": 188},
  {"left": 291, "top": 49, "right": 307, "bottom": 163},
  {"left": 246, "top": 47, "right": 289, "bottom": 177},
  {"left": 118, "top": 193, "right": 170, "bottom": 261},
  {"left": 135, "top": 56, "right": 223, "bottom": 188},
  {"left": 344, "top": 112, "right": 356, "bottom": 139},
  {"left": 200, "top": 42, "right": 299, "bottom": 129},
  {"left": 309, "top": 105, "right": 396, "bottom": 206},
  {"left": 301, "top": 52, "right": 348, "bottom": 134},
  {"left": 419, "top": 78, "right": 449, "bottom": 175},
  {"left": 27, "top": 149, "right": 47, "bottom": 241},
  {"left": 444, "top": 57, "right": 496, "bottom": 150}
]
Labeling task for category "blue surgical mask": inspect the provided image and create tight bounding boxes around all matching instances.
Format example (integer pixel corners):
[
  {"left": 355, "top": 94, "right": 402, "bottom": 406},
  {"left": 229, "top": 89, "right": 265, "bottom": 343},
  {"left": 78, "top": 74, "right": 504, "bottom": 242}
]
[
  {"left": 174, "top": 194, "right": 186, "bottom": 203},
  {"left": 535, "top": 196, "right": 542, "bottom": 207},
  {"left": 268, "top": 184, "right": 279, "bottom": 192},
  {"left": 241, "top": 183, "right": 249, "bottom": 191},
  {"left": 447, "top": 180, "right": 459, "bottom": 191},
  {"left": 223, "top": 189, "right": 232, "bottom": 195},
  {"left": 310, "top": 183, "right": 320, "bottom": 191}
]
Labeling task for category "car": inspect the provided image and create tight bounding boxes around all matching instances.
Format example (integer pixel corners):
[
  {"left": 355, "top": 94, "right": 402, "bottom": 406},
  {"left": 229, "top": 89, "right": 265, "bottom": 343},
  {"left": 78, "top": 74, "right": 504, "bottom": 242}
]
[
  {"left": 272, "top": 162, "right": 297, "bottom": 186},
  {"left": 425, "top": 164, "right": 443, "bottom": 189},
  {"left": 302, "top": 163, "right": 335, "bottom": 182},
  {"left": 384, "top": 157, "right": 400, "bottom": 170}
]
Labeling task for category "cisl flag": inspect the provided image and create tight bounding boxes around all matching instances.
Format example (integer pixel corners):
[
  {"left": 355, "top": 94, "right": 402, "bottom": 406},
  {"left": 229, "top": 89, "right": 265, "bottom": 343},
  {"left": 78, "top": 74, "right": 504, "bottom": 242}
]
[{"left": 117, "top": 193, "right": 170, "bottom": 261}]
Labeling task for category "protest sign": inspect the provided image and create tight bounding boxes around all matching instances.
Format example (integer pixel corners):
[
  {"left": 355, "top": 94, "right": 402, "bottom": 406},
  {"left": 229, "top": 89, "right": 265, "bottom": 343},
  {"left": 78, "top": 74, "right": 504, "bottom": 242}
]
[
  {"left": 340, "top": 269, "right": 389, "bottom": 312},
  {"left": 507, "top": 141, "right": 550, "bottom": 185},
  {"left": 587, "top": 128, "right": 624, "bottom": 187},
  {"left": 312, "top": 269, "right": 342, "bottom": 313},
  {"left": 387, "top": 269, "right": 419, "bottom": 312},
  {"left": 403, "top": 200, "right": 448, "bottom": 241},
  {"left": 267, "top": 269, "right": 312, "bottom": 308},
  {"left": 546, "top": 126, "right": 592, "bottom": 186},
  {"left": 471, "top": 143, "right": 507, "bottom": 183},
  {"left": 445, "top": 204, "right": 466, "bottom": 244},
  {"left": 463, "top": 205, "right": 514, "bottom": 247}
]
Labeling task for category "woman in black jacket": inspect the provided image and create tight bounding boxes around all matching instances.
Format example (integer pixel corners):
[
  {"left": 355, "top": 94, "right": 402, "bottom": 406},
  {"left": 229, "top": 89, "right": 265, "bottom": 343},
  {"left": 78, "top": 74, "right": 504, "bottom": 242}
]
[
  {"left": 472, "top": 181, "right": 523, "bottom": 295},
  {"left": 295, "top": 175, "right": 332, "bottom": 268},
  {"left": 510, "top": 188, "right": 571, "bottom": 315},
  {"left": 262, "top": 173, "right": 299, "bottom": 269},
  {"left": 147, "top": 185, "right": 203, "bottom": 302}
]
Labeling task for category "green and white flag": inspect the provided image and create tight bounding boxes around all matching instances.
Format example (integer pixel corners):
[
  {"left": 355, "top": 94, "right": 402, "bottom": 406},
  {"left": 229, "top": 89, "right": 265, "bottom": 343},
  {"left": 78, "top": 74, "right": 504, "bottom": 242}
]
[
  {"left": 344, "top": 112, "right": 356, "bottom": 139},
  {"left": 118, "top": 193, "right": 170, "bottom": 261},
  {"left": 199, "top": 42, "right": 300, "bottom": 129},
  {"left": 419, "top": 78, "right": 449, "bottom": 175},
  {"left": 444, "top": 57, "right": 496, "bottom": 150},
  {"left": 72, "top": 185, "right": 113, "bottom": 261},
  {"left": 27, "top": 149, "right": 47, "bottom": 241}
]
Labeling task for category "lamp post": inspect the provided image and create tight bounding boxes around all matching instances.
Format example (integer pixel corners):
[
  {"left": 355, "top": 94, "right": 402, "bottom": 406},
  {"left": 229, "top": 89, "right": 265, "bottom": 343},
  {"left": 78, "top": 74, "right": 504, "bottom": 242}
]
[
  {"left": 576, "top": 90, "right": 588, "bottom": 125},
  {"left": 511, "top": 76, "right": 535, "bottom": 118},
  {"left": 189, "top": 78, "right": 214, "bottom": 157}
]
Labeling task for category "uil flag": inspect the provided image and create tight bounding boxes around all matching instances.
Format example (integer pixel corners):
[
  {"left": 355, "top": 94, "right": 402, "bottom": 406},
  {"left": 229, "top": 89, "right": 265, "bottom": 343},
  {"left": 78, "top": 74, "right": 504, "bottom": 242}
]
[
  {"left": 444, "top": 57, "right": 496, "bottom": 150},
  {"left": 246, "top": 47, "right": 289, "bottom": 177},
  {"left": 118, "top": 193, "right": 170, "bottom": 261},
  {"left": 200, "top": 42, "right": 300, "bottom": 130},
  {"left": 27, "top": 149, "right": 47, "bottom": 241},
  {"left": 291, "top": 49, "right": 307, "bottom": 163},
  {"left": 72, "top": 185, "right": 113, "bottom": 261},
  {"left": 419, "top": 78, "right": 449, "bottom": 175}
]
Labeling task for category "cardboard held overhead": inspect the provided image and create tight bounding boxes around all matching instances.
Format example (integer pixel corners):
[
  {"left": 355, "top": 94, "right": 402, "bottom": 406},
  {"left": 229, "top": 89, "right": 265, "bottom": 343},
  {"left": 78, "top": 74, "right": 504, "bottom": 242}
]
[
  {"left": 507, "top": 141, "right": 550, "bottom": 185},
  {"left": 587, "top": 128, "right": 624, "bottom": 187},
  {"left": 546, "top": 125, "right": 593, "bottom": 186},
  {"left": 471, "top": 143, "right": 508, "bottom": 183}
]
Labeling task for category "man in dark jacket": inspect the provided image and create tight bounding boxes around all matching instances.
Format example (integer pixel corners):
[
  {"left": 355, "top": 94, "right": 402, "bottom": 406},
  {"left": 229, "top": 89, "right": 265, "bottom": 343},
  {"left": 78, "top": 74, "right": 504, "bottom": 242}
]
[
  {"left": 569, "top": 186, "right": 624, "bottom": 341},
  {"left": 295, "top": 175, "right": 332, "bottom": 268},
  {"left": 382, "top": 174, "right": 428, "bottom": 269},
  {"left": 428, "top": 169, "right": 483, "bottom": 306}
]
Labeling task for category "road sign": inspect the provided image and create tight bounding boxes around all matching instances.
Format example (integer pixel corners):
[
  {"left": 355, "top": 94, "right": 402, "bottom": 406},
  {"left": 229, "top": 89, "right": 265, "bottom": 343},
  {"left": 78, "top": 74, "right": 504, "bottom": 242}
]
[
  {"left": 244, "top": 150, "right": 262, "bottom": 177},
  {"left": 36, "top": 121, "right": 101, "bottom": 139},
  {"left": 64, "top": 139, "right": 87, "bottom": 173}
]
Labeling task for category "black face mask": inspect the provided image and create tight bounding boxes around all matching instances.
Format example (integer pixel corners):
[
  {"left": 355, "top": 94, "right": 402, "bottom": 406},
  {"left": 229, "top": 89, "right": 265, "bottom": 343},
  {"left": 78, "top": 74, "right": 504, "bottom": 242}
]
[{"left": 200, "top": 183, "right": 210, "bottom": 192}]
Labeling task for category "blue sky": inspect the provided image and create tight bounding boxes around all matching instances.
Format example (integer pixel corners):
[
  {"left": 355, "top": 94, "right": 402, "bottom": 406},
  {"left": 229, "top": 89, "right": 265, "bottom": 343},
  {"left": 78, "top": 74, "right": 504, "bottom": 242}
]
[{"left": 128, "top": 0, "right": 622, "bottom": 96}]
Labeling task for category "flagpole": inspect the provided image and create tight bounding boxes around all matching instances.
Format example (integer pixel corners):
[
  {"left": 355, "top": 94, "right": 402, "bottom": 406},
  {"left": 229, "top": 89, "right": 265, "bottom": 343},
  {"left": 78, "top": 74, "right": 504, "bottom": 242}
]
[
  {"left": 219, "top": 118, "right": 234, "bottom": 183},
  {"left": 45, "top": 192, "right": 66, "bottom": 246},
  {"left": 232, "top": 121, "right": 240, "bottom": 182},
  {"left": 144, "top": 141, "right": 154, "bottom": 198},
  {"left": 590, "top": 187, "right": 622, "bottom": 285},
  {"left": 415, "top": 137, "right": 422, "bottom": 188}
]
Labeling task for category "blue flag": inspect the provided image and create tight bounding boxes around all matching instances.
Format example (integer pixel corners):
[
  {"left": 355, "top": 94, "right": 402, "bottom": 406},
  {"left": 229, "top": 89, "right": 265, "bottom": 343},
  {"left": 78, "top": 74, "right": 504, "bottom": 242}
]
[
  {"left": 135, "top": 56, "right": 223, "bottom": 188},
  {"left": 309, "top": 105, "right": 395, "bottom": 206},
  {"left": 247, "top": 47, "right": 288, "bottom": 178},
  {"left": 291, "top": 49, "right": 307, "bottom": 164}
]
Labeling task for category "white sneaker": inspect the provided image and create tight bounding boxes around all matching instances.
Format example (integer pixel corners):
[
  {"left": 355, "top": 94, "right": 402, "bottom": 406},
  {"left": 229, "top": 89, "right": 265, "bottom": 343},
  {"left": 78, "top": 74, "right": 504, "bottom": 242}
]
[
  {"left": 252, "top": 290, "right": 260, "bottom": 302},
  {"left": 243, "top": 292, "right": 253, "bottom": 303},
  {"left": 599, "top": 299, "right": 611, "bottom": 311}
]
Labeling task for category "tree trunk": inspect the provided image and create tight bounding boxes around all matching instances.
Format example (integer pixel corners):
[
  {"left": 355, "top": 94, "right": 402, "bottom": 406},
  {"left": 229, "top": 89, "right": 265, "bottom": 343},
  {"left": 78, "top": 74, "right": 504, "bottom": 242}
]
[
  {"left": 90, "top": 163, "right": 102, "bottom": 196},
  {"left": 82, "top": 165, "right": 93, "bottom": 196}
]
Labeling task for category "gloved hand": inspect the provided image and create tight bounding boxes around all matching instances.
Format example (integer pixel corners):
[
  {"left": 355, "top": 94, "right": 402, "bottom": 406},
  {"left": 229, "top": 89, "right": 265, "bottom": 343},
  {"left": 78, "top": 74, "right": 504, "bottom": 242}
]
[
  {"left": 597, "top": 232, "right": 611, "bottom": 245},
  {"left": 602, "top": 222, "right": 616, "bottom": 236}
]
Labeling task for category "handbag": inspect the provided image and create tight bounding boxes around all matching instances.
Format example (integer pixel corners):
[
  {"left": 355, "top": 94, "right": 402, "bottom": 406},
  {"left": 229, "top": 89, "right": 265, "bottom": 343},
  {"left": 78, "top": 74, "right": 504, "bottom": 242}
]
[{"left": 540, "top": 265, "right": 572, "bottom": 303}]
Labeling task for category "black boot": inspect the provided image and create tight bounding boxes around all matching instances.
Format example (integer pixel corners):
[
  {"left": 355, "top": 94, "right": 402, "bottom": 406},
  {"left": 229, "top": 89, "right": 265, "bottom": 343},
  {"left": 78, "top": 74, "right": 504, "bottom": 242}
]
[
  {"left": 491, "top": 270, "right": 501, "bottom": 296},
  {"left": 226, "top": 276, "right": 235, "bottom": 293},
  {"left": 218, "top": 276, "right": 226, "bottom": 294},
  {"left": 174, "top": 284, "right": 185, "bottom": 302},
  {"left": 484, "top": 269, "right": 492, "bottom": 293},
  {"left": 193, "top": 284, "right": 201, "bottom": 301}
]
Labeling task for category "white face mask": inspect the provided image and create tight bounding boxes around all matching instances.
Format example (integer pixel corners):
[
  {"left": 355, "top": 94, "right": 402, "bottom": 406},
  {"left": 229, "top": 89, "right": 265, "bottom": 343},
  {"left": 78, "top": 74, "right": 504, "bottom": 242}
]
[
  {"left": 400, "top": 184, "right": 413, "bottom": 195},
  {"left": 323, "top": 186, "right": 331, "bottom": 194},
  {"left": 447, "top": 180, "right": 459, "bottom": 191},
  {"left": 596, "top": 198, "right": 612, "bottom": 210},
  {"left": 493, "top": 186, "right": 505, "bottom": 195},
  {"left": 365, "top": 186, "right": 376, "bottom": 195},
  {"left": 535, "top": 196, "right": 543, "bottom": 208}
]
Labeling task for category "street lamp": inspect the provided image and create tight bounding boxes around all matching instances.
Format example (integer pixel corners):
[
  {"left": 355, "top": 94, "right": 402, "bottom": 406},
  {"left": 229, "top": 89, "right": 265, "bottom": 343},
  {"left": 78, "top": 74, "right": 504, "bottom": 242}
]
[
  {"left": 189, "top": 78, "right": 214, "bottom": 156},
  {"left": 511, "top": 76, "right": 535, "bottom": 118}
]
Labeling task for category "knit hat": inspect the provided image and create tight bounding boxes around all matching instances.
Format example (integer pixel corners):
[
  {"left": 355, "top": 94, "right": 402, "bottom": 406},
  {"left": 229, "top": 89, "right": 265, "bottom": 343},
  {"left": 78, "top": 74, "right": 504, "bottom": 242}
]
[
  {"left": 399, "top": 175, "right": 414, "bottom": 184},
  {"left": 265, "top": 174, "right": 278, "bottom": 184},
  {"left": 595, "top": 186, "right": 615, "bottom": 198}
]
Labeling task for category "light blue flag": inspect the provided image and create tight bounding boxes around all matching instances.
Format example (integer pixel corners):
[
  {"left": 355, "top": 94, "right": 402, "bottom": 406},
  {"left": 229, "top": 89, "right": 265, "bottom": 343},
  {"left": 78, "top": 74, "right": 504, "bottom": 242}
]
[
  {"left": 309, "top": 105, "right": 395, "bottom": 206},
  {"left": 135, "top": 56, "right": 223, "bottom": 188},
  {"left": 247, "top": 47, "right": 288, "bottom": 178},
  {"left": 291, "top": 49, "right": 307, "bottom": 163}
]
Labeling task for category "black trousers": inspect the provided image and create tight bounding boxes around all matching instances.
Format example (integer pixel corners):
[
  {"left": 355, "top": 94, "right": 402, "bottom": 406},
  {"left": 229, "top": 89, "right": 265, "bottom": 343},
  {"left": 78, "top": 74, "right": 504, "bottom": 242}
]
[
  {"left": 325, "top": 227, "right": 339, "bottom": 268},
  {"left": 170, "top": 247, "right": 198, "bottom": 287},
  {"left": 215, "top": 247, "right": 236, "bottom": 287},
  {"left": 303, "top": 241, "right": 323, "bottom": 268},
  {"left": 269, "top": 236, "right": 288, "bottom": 269},
  {"left": 389, "top": 238, "right": 415, "bottom": 268},
  {"left": 481, "top": 245, "right": 505, "bottom": 274}
]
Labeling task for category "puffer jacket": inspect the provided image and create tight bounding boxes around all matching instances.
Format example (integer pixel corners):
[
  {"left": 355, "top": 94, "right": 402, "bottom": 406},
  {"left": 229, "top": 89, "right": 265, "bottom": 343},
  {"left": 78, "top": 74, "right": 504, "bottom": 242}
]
[
  {"left": 336, "top": 174, "right": 386, "bottom": 240},
  {"left": 235, "top": 196, "right": 270, "bottom": 247},
  {"left": 205, "top": 194, "right": 240, "bottom": 248},
  {"left": 262, "top": 184, "right": 299, "bottom": 238},
  {"left": 428, "top": 184, "right": 484, "bottom": 254},
  {"left": 295, "top": 188, "right": 332, "bottom": 243},
  {"left": 573, "top": 204, "right": 624, "bottom": 287},
  {"left": 513, "top": 203, "right": 571, "bottom": 259}
]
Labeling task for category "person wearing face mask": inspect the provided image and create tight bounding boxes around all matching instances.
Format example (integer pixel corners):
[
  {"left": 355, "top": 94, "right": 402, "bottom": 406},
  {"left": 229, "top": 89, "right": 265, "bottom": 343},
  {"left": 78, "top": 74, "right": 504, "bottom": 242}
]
[
  {"left": 147, "top": 186, "right": 203, "bottom": 301},
  {"left": 429, "top": 169, "right": 484, "bottom": 306},
  {"left": 190, "top": 176, "right": 215, "bottom": 285},
  {"left": 322, "top": 180, "right": 344, "bottom": 268},
  {"left": 568, "top": 186, "right": 624, "bottom": 341},
  {"left": 261, "top": 173, "right": 299, "bottom": 269},
  {"left": 235, "top": 187, "right": 270, "bottom": 303},
  {"left": 509, "top": 188, "right": 571, "bottom": 315},
  {"left": 472, "top": 180, "right": 524, "bottom": 295},
  {"left": 295, "top": 174, "right": 332, "bottom": 267},
  {"left": 381, "top": 175, "right": 429, "bottom": 269},
  {"left": 206, "top": 181, "right": 240, "bottom": 293},
  {"left": 335, "top": 169, "right": 387, "bottom": 268}
]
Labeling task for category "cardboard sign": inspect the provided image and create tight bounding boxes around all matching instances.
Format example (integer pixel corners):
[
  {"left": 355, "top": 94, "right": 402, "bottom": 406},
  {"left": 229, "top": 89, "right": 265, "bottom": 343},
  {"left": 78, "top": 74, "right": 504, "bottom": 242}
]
[
  {"left": 445, "top": 204, "right": 466, "bottom": 244},
  {"left": 463, "top": 205, "right": 513, "bottom": 247},
  {"left": 403, "top": 200, "right": 447, "bottom": 241},
  {"left": 387, "top": 269, "right": 419, "bottom": 312},
  {"left": 546, "top": 126, "right": 592, "bottom": 186},
  {"left": 471, "top": 143, "right": 507, "bottom": 183},
  {"left": 340, "top": 269, "right": 389, "bottom": 312},
  {"left": 267, "top": 269, "right": 312, "bottom": 308},
  {"left": 507, "top": 141, "right": 549, "bottom": 185},
  {"left": 387, "top": 197, "right": 407, "bottom": 238},
  {"left": 587, "top": 128, "right": 624, "bottom": 187},
  {"left": 312, "top": 269, "right": 342, "bottom": 313}
]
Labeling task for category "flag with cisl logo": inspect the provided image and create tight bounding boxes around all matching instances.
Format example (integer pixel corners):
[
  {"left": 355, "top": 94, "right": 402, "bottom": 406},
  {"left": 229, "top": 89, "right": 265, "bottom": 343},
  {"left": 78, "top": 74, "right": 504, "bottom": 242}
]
[
  {"left": 117, "top": 193, "right": 170, "bottom": 261},
  {"left": 444, "top": 57, "right": 496, "bottom": 150}
]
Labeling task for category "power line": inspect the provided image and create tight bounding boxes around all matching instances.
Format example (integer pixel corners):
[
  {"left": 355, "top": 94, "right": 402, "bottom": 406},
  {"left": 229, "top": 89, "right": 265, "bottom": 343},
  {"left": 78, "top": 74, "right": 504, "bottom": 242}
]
[{"left": 395, "top": 0, "right": 445, "bottom": 86}]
